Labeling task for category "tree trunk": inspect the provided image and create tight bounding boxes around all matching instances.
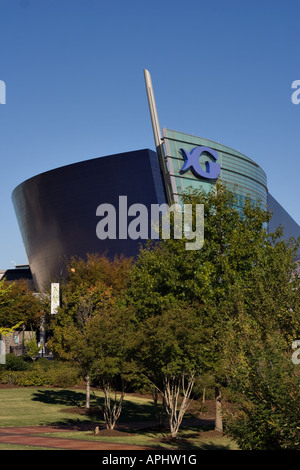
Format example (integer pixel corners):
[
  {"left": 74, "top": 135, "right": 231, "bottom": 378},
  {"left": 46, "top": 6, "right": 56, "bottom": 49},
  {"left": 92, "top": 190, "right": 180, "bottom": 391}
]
[
  {"left": 86, "top": 374, "right": 90, "bottom": 409},
  {"left": 100, "top": 382, "right": 125, "bottom": 429},
  {"left": 214, "top": 387, "right": 223, "bottom": 432},
  {"left": 163, "top": 372, "right": 195, "bottom": 438}
]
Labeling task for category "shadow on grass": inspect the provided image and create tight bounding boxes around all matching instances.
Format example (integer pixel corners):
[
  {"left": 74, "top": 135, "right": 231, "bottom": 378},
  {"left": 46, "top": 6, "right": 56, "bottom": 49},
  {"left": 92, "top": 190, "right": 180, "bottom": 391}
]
[
  {"left": 32, "top": 389, "right": 88, "bottom": 407},
  {"left": 31, "top": 388, "right": 157, "bottom": 428},
  {"left": 152, "top": 427, "right": 234, "bottom": 451},
  {"left": 154, "top": 436, "right": 233, "bottom": 451},
  {"left": 30, "top": 389, "right": 231, "bottom": 449}
]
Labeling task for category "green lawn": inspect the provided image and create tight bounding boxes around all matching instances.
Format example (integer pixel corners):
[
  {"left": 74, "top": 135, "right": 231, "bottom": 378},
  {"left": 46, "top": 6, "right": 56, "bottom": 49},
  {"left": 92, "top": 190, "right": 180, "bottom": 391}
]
[
  {"left": 0, "top": 387, "right": 158, "bottom": 427},
  {"left": 0, "top": 443, "right": 57, "bottom": 450},
  {"left": 0, "top": 387, "right": 238, "bottom": 450},
  {"left": 0, "top": 387, "right": 99, "bottom": 427},
  {"left": 36, "top": 428, "right": 238, "bottom": 450}
]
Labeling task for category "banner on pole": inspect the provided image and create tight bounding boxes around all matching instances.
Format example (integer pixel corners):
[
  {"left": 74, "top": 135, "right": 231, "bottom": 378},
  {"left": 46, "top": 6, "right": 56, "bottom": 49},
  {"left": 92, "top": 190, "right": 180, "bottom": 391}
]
[
  {"left": 0, "top": 340, "right": 5, "bottom": 364},
  {"left": 51, "top": 283, "right": 60, "bottom": 314}
]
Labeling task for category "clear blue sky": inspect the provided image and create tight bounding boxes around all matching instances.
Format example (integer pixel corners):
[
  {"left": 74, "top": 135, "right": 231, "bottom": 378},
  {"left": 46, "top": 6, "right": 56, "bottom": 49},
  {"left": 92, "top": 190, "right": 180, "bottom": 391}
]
[{"left": 0, "top": 0, "right": 299, "bottom": 269}]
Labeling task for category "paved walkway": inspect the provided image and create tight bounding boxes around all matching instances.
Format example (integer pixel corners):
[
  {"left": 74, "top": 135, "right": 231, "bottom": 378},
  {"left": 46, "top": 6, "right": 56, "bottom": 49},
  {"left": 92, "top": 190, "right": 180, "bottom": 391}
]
[
  {"left": 0, "top": 425, "right": 154, "bottom": 450},
  {"left": 0, "top": 415, "right": 215, "bottom": 450}
]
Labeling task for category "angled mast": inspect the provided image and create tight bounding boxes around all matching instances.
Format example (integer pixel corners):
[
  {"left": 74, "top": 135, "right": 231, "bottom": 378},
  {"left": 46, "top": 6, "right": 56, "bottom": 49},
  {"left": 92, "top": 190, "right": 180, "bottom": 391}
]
[{"left": 144, "top": 69, "right": 176, "bottom": 203}]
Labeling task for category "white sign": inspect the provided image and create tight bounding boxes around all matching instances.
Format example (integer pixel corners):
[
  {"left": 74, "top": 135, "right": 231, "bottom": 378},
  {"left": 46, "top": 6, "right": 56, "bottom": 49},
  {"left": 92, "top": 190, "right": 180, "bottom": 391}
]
[
  {"left": 51, "top": 283, "right": 60, "bottom": 314},
  {"left": 0, "top": 340, "right": 5, "bottom": 364}
]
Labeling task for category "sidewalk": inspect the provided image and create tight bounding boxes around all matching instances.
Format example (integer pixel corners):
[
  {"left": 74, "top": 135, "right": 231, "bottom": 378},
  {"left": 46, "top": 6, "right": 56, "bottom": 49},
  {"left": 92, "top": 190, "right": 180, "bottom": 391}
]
[
  {"left": 0, "top": 413, "right": 215, "bottom": 450},
  {"left": 0, "top": 425, "right": 154, "bottom": 450}
]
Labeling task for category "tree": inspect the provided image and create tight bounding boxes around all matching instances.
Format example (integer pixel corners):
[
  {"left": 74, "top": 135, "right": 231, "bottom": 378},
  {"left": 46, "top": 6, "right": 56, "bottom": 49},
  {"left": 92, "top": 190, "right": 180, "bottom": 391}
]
[
  {"left": 24, "top": 335, "right": 42, "bottom": 361},
  {"left": 128, "top": 183, "right": 273, "bottom": 319},
  {"left": 0, "top": 323, "right": 23, "bottom": 337},
  {"left": 85, "top": 304, "right": 137, "bottom": 429},
  {"left": 0, "top": 279, "right": 23, "bottom": 363},
  {"left": 128, "top": 182, "right": 300, "bottom": 434},
  {"left": 133, "top": 303, "right": 211, "bottom": 437},
  {"left": 0, "top": 279, "right": 43, "bottom": 330},
  {"left": 215, "top": 225, "right": 300, "bottom": 449},
  {"left": 0, "top": 279, "right": 42, "bottom": 364},
  {"left": 222, "top": 314, "right": 300, "bottom": 449},
  {"left": 0, "top": 279, "right": 15, "bottom": 320},
  {"left": 48, "top": 254, "right": 134, "bottom": 413}
]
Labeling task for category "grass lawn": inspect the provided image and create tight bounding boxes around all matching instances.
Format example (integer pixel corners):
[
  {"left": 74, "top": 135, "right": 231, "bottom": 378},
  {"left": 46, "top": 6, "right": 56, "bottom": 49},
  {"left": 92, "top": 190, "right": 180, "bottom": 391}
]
[
  {"left": 0, "top": 386, "right": 158, "bottom": 427},
  {"left": 0, "top": 387, "right": 99, "bottom": 427},
  {"left": 36, "top": 428, "right": 238, "bottom": 450},
  {"left": 0, "top": 387, "right": 238, "bottom": 450},
  {"left": 0, "top": 443, "right": 57, "bottom": 450}
]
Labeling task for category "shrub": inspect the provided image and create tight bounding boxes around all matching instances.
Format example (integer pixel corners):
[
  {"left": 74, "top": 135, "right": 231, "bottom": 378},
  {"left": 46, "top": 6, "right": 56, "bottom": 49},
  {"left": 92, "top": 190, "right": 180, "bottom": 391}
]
[
  {"left": 1, "top": 354, "right": 31, "bottom": 371},
  {"left": 0, "top": 359, "right": 80, "bottom": 387},
  {"left": 224, "top": 344, "right": 300, "bottom": 450},
  {"left": 50, "top": 363, "right": 81, "bottom": 387}
]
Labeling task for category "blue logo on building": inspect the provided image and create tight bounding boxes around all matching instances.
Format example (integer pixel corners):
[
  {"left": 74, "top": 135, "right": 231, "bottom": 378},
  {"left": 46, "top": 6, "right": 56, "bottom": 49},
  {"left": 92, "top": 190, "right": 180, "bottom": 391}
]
[{"left": 180, "top": 146, "right": 220, "bottom": 180}]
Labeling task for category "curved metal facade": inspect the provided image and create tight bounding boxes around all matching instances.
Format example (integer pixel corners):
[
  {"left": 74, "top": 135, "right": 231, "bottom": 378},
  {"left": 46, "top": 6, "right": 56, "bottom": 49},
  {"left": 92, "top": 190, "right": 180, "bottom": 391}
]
[
  {"left": 12, "top": 149, "right": 166, "bottom": 291},
  {"left": 12, "top": 141, "right": 299, "bottom": 293}
]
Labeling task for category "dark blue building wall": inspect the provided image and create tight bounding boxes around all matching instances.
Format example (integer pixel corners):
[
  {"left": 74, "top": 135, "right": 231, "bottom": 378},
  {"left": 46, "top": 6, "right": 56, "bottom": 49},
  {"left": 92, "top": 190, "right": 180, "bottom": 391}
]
[
  {"left": 12, "top": 149, "right": 167, "bottom": 291},
  {"left": 268, "top": 192, "right": 300, "bottom": 260}
]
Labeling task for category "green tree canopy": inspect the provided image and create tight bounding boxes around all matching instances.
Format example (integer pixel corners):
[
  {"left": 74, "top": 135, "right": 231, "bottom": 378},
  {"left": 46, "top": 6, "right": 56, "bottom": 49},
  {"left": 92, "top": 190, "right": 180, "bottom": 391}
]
[
  {"left": 222, "top": 314, "right": 300, "bottom": 449},
  {"left": 127, "top": 182, "right": 300, "bottom": 439},
  {"left": 0, "top": 279, "right": 43, "bottom": 330},
  {"left": 128, "top": 182, "right": 300, "bottom": 336},
  {"left": 132, "top": 302, "right": 213, "bottom": 436},
  {"left": 47, "top": 253, "right": 135, "bottom": 428}
]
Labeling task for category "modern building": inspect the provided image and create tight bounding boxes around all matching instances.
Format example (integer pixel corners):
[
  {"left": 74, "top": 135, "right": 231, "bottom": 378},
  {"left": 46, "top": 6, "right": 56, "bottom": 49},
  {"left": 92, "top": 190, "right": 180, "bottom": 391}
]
[
  {"left": 0, "top": 264, "right": 32, "bottom": 281},
  {"left": 12, "top": 148, "right": 166, "bottom": 291},
  {"left": 11, "top": 70, "right": 300, "bottom": 292}
]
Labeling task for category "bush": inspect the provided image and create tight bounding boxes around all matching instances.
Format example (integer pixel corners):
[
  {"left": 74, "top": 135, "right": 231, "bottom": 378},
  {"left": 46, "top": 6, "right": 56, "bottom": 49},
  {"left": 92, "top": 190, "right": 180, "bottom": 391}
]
[
  {"left": 0, "top": 359, "right": 80, "bottom": 387},
  {"left": 0, "top": 370, "right": 52, "bottom": 386},
  {"left": 34, "top": 357, "right": 54, "bottom": 370},
  {"left": 1, "top": 354, "right": 31, "bottom": 371},
  {"left": 50, "top": 363, "right": 81, "bottom": 387},
  {"left": 223, "top": 344, "right": 300, "bottom": 450}
]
